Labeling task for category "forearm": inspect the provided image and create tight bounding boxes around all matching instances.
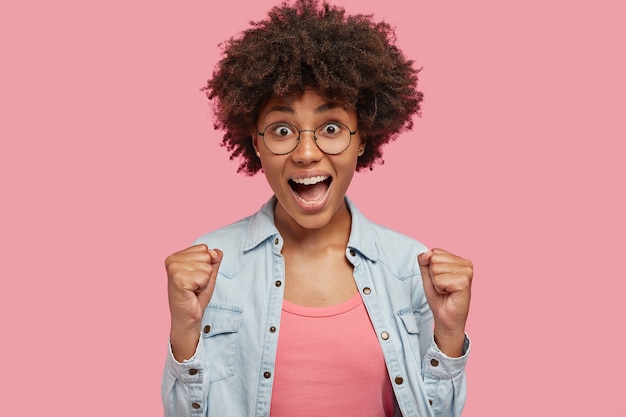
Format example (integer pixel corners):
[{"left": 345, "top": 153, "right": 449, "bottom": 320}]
[
  {"left": 433, "top": 327, "right": 466, "bottom": 358},
  {"left": 170, "top": 324, "right": 201, "bottom": 362}
]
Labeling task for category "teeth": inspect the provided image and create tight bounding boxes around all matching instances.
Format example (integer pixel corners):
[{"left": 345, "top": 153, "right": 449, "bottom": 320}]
[{"left": 291, "top": 176, "right": 328, "bottom": 185}]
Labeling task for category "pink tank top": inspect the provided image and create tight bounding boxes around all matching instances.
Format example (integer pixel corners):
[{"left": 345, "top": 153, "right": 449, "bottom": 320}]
[{"left": 270, "top": 292, "right": 394, "bottom": 417}]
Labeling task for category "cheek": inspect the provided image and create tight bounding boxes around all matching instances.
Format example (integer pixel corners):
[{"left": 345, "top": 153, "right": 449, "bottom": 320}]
[
  {"left": 333, "top": 155, "right": 359, "bottom": 179},
  {"left": 258, "top": 157, "right": 285, "bottom": 185}
]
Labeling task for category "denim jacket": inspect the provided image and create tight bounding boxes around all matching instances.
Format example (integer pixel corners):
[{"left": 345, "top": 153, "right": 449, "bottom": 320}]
[{"left": 162, "top": 197, "right": 470, "bottom": 417}]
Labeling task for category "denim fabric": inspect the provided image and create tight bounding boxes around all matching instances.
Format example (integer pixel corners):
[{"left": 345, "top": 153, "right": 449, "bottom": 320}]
[{"left": 162, "top": 197, "right": 470, "bottom": 417}]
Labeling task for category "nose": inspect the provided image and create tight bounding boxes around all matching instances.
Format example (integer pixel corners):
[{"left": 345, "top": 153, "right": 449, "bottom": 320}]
[{"left": 291, "top": 130, "right": 322, "bottom": 163}]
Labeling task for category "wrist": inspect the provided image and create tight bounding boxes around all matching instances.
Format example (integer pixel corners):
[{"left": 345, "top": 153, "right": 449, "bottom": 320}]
[
  {"left": 433, "top": 328, "right": 466, "bottom": 358},
  {"left": 170, "top": 325, "right": 201, "bottom": 362}
]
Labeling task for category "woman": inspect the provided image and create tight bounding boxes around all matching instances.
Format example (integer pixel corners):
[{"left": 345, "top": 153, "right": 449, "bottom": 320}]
[{"left": 162, "top": 1, "right": 473, "bottom": 416}]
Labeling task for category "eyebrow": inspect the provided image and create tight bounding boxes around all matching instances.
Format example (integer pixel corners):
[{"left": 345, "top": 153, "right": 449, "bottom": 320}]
[{"left": 265, "top": 102, "right": 342, "bottom": 115}]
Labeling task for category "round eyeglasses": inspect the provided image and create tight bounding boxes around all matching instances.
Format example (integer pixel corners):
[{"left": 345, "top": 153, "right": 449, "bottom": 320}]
[{"left": 258, "top": 121, "right": 357, "bottom": 155}]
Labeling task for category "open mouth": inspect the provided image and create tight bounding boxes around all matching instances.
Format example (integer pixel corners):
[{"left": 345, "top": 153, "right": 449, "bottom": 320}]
[{"left": 289, "top": 175, "right": 332, "bottom": 204}]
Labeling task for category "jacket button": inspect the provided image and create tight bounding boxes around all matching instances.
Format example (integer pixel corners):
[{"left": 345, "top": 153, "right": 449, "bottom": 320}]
[
  {"left": 381, "top": 331, "right": 390, "bottom": 340},
  {"left": 191, "top": 402, "right": 201, "bottom": 409},
  {"left": 274, "top": 238, "right": 279, "bottom": 245},
  {"left": 263, "top": 371, "right": 271, "bottom": 379},
  {"left": 430, "top": 358, "right": 439, "bottom": 367},
  {"left": 269, "top": 326, "right": 276, "bottom": 333},
  {"left": 349, "top": 249, "right": 356, "bottom": 256},
  {"left": 275, "top": 280, "right": 282, "bottom": 287},
  {"left": 394, "top": 376, "right": 404, "bottom": 385},
  {"left": 189, "top": 368, "right": 198, "bottom": 375},
  {"left": 362, "top": 287, "right": 371, "bottom": 295},
  {"left": 203, "top": 325, "right": 211, "bottom": 334}
]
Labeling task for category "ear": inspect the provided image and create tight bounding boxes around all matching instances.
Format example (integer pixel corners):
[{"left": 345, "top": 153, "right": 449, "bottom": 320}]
[
  {"left": 251, "top": 129, "right": 261, "bottom": 157},
  {"left": 357, "top": 139, "right": 366, "bottom": 156}
]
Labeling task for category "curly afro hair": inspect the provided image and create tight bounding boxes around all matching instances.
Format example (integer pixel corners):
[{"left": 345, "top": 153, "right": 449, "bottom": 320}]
[{"left": 204, "top": 0, "right": 423, "bottom": 175}]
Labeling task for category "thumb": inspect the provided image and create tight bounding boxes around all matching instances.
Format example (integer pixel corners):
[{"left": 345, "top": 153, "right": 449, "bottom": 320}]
[
  {"left": 418, "top": 250, "right": 439, "bottom": 297},
  {"left": 196, "top": 248, "right": 223, "bottom": 308},
  {"left": 210, "top": 248, "right": 224, "bottom": 266},
  {"left": 418, "top": 250, "right": 432, "bottom": 280}
]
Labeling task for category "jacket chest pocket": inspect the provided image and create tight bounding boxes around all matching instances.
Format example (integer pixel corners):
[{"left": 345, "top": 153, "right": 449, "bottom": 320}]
[{"left": 201, "top": 304, "right": 243, "bottom": 382}]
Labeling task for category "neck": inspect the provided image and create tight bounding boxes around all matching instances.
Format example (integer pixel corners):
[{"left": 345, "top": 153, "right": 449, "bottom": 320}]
[{"left": 274, "top": 199, "right": 352, "bottom": 250}]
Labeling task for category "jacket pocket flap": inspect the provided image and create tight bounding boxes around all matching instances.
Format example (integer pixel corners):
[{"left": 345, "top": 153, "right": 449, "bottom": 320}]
[
  {"left": 202, "top": 304, "right": 243, "bottom": 337},
  {"left": 397, "top": 307, "right": 421, "bottom": 334}
]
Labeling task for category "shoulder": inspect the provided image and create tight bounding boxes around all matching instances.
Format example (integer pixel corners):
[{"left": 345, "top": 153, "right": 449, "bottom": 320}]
[
  {"left": 192, "top": 197, "right": 275, "bottom": 253},
  {"left": 348, "top": 200, "right": 427, "bottom": 279},
  {"left": 191, "top": 218, "right": 252, "bottom": 283},
  {"left": 192, "top": 215, "right": 252, "bottom": 252},
  {"left": 191, "top": 199, "right": 277, "bottom": 279},
  {"left": 369, "top": 221, "right": 427, "bottom": 270}
]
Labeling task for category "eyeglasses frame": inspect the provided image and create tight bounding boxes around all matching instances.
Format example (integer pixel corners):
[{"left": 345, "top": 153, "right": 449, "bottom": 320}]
[{"left": 257, "top": 121, "right": 358, "bottom": 155}]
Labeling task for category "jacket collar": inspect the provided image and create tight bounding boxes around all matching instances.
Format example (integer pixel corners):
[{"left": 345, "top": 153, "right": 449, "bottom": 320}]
[
  {"left": 243, "top": 197, "right": 280, "bottom": 252},
  {"left": 243, "top": 196, "right": 379, "bottom": 262},
  {"left": 345, "top": 198, "right": 379, "bottom": 262}
]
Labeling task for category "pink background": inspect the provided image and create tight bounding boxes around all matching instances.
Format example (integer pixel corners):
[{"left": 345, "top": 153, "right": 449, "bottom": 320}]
[{"left": 1, "top": 0, "right": 624, "bottom": 415}]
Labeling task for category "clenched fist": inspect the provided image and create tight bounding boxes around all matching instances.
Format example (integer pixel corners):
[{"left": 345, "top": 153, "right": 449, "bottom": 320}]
[
  {"left": 418, "top": 248, "right": 473, "bottom": 358},
  {"left": 165, "top": 244, "right": 223, "bottom": 361}
]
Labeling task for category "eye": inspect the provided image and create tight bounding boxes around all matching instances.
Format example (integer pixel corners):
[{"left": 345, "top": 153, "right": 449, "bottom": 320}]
[
  {"left": 318, "top": 122, "right": 343, "bottom": 137},
  {"left": 269, "top": 123, "right": 296, "bottom": 138}
]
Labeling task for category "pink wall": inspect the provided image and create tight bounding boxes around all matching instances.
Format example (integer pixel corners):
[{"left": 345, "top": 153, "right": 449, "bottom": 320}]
[{"left": 1, "top": 0, "right": 624, "bottom": 415}]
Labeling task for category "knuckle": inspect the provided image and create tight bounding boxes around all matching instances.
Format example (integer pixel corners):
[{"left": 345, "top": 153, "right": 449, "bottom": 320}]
[
  {"left": 430, "top": 264, "right": 443, "bottom": 275},
  {"left": 168, "top": 268, "right": 188, "bottom": 283}
]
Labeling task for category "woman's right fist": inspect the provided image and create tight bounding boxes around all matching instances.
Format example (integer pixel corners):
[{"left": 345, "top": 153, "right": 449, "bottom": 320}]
[{"left": 165, "top": 244, "right": 223, "bottom": 332}]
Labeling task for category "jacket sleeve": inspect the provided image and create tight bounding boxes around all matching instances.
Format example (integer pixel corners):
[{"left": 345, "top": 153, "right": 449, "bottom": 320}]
[
  {"left": 161, "top": 338, "right": 209, "bottom": 417},
  {"left": 418, "top": 299, "right": 471, "bottom": 417}
]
